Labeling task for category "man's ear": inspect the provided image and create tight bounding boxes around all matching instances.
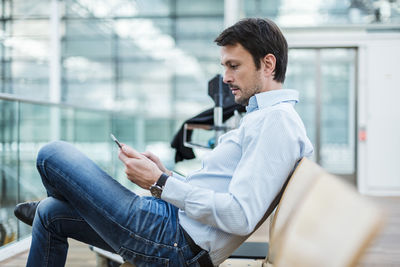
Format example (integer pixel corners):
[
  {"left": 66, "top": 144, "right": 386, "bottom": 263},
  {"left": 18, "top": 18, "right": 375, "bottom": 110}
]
[{"left": 262, "top": 54, "right": 276, "bottom": 78}]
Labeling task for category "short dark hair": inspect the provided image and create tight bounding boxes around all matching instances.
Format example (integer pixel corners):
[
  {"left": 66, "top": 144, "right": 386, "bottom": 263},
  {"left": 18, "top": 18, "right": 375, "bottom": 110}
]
[{"left": 214, "top": 18, "right": 288, "bottom": 83}]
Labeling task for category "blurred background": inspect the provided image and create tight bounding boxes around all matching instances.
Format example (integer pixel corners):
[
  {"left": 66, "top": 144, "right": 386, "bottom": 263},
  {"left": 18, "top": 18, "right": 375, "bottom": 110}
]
[{"left": 0, "top": 0, "right": 399, "bottom": 258}]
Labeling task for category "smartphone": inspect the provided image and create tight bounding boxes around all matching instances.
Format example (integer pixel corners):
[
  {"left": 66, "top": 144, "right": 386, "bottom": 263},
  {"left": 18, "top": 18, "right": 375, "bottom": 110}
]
[{"left": 110, "top": 133, "right": 122, "bottom": 148}]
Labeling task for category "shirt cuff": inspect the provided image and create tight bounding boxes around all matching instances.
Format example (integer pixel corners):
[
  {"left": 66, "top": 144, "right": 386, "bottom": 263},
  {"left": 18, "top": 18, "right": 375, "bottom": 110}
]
[
  {"left": 172, "top": 172, "right": 186, "bottom": 181},
  {"left": 161, "top": 177, "right": 192, "bottom": 210}
]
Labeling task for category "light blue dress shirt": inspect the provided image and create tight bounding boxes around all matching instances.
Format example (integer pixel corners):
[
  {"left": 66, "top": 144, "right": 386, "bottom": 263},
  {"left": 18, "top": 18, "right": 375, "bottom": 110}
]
[{"left": 162, "top": 89, "right": 314, "bottom": 265}]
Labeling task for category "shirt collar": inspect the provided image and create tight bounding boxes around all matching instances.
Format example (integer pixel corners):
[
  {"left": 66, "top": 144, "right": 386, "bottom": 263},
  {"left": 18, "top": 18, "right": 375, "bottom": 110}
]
[{"left": 245, "top": 89, "right": 299, "bottom": 114}]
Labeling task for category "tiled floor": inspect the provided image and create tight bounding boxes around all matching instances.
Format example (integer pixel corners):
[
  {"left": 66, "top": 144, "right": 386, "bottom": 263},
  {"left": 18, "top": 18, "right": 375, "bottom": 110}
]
[
  {"left": 0, "top": 239, "right": 97, "bottom": 267},
  {"left": 356, "top": 197, "right": 400, "bottom": 267}
]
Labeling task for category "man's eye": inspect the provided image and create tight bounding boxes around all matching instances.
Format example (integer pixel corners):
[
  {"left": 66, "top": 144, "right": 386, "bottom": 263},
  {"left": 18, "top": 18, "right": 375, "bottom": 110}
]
[{"left": 230, "top": 64, "right": 238, "bottom": 69}]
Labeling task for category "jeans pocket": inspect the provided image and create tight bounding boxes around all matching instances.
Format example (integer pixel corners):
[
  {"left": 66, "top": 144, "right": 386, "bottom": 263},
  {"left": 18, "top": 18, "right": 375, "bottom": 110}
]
[{"left": 118, "top": 246, "right": 169, "bottom": 267}]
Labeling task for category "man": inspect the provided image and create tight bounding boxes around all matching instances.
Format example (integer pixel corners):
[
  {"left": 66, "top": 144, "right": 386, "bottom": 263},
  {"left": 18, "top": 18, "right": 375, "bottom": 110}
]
[{"left": 15, "top": 18, "right": 313, "bottom": 266}]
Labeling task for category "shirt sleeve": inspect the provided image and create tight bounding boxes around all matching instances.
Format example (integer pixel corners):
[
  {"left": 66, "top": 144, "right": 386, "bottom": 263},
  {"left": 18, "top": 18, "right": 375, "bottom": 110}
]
[{"left": 162, "top": 109, "right": 301, "bottom": 235}]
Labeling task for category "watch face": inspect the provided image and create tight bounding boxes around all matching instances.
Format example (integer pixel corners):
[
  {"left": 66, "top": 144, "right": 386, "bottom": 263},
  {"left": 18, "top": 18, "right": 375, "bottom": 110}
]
[{"left": 150, "top": 185, "right": 162, "bottom": 198}]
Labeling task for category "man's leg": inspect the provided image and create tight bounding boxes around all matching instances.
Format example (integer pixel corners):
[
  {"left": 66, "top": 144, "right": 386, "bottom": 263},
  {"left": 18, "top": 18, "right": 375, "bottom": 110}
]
[
  {"left": 29, "top": 141, "right": 191, "bottom": 267},
  {"left": 27, "top": 197, "right": 114, "bottom": 266}
]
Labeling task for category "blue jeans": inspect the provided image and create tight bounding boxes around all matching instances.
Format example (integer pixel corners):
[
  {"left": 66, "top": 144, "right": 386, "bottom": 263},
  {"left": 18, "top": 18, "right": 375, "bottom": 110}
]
[{"left": 27, "top": 141, "right": 203, "bottom": 267}]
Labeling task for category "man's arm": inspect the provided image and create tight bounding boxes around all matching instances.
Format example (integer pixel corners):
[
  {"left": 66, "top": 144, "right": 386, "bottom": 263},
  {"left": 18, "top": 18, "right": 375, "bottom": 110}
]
[{"left": 162, "top": 110, "right": 303, "bottom": 235}]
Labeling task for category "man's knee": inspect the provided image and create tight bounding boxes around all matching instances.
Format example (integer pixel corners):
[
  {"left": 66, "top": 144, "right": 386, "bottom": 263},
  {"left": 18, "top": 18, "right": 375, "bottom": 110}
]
[
  {"left": 35, "top": 198, "right": 56, "bottom": 227},
  {"left": 36, "top": 141, "right": 71, "bottom": 167},
  {"left": 35, "top": 197, "right": 68, "bottom": 228}
]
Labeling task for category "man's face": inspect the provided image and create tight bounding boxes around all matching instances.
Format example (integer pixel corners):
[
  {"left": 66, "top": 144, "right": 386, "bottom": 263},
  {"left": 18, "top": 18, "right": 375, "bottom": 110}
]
[{"left": 220, "top": 43, "right": 264, "bottom": 106}]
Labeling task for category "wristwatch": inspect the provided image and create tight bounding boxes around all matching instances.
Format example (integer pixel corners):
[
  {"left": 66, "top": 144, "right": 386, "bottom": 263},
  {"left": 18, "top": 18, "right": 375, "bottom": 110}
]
[{"left": 150, "top": 173, "right": 169, "bottom": 198}]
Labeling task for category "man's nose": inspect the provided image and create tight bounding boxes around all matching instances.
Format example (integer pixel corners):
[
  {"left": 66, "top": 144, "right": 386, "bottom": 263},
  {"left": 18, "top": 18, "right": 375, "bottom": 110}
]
[{"left": 223, "top": 70, "right": 233, "bottom": 84}]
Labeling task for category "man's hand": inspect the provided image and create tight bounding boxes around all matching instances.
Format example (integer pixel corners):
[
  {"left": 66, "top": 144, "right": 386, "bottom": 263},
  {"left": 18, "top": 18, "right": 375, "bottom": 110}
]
[
  {"left": 118, "top": 145, "right": 162, "bottom": 190},
  {"left": 141, "top": 151, "right": 173, "bottom": 177}
]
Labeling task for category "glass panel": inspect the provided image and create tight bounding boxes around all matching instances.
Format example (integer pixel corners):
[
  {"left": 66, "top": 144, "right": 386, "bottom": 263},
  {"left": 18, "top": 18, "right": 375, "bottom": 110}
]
[
  {"left": 11, "top": 82, "right": 50, "bottom": 101},
  {"left": 0, "top": 98, "right": 149, "bottom": 249},
  {"left": 60, "top": 108, "right": 75, "bottom": 142},
  {"left": 19, "top": 104, "right": 51, "bottom": 143},
  {"left": 3, "top": 0, "right": 11, "bottom": 17},
  {"left": 64, "top": 58, "right": 114, "bottom": 81},
  {"left": 320, "top": 48, "right": 356, "bottom": 174},
  {"left": 176, "top": 0, "right": 224, "bottom": 16},
  {"left": 18, "top": 103, "right": 50, "bottom": 242},
  {"left": 73, "top": 110, "right": 110, "bottom": 143},
  {"left": 12, "top": 61, "right": 48, "bottom": 79},
  {"left": 112, "top": 115, "right": 140, "bottom": 148},
  {"left": 115, "top": 18, "right": 172, "bottom": 40},
  {"left": 64, "top": 82, "right": 114, "bottom": 107},
  {"left": 176, "top": 39, "right": 220, "bottom": 60},
  {"left": 119, "top": 60, "right": 173, "bottom": 116},
  {"left": 12, "top": 0, "right": 50, "bottom": 18},
  {"left": 120, "top": 61, "right": 170, "bottom": 82},
  {"left": 4, "top": 27, "right": 49, "bottom": 99},
  {"left": 174, "top": 17, "right": 223, "bottom": 119},
  {"left": 174, "top": 75, "right": 214, "bottom": 119},
  {"left": 244, "top": 0, "right": 281, "bottom": 18},
  {"left": 65, "top": 0, "right": 171, "bottom": 18},
  {"left": 1, "top": 62, "right": 12, "bottom": 94},
  {"left": 244, "top": 0, "right": 400, "bottom": 26},
  {"left": 286, "top": 49, "right": 317, "bottom": 163},
  {"left": 176, "top": 18, "right": 223, "bottom": 39},
  {"left": 65, "top": 20, "right": 114, "bottom": 37},
  {"left": 145, "top": 118, "right": 172, "bottom": 143},
  {"left": 63, "top": 39, "right": 113, "bottom": 58},
  {"left": 287, "top": 48, "right": 356, "bottom": 176},
  {"left": 0, "top": 100, "right": 19, "bottom": 246},
  {"left": 129, "top": 0, "right": 171, "bottom": 16},
  {"left": 60, "top": 0, "right": 225, "bottom": 146},
  {"left": 72, "top": 110, "right": 113, "bottom": 174},
  {"left": 12, "top": 20, "right": 50, "bottom": 37}
]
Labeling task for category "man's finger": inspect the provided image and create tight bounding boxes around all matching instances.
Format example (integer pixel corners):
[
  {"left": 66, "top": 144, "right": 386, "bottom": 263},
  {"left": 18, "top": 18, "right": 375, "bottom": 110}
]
[
  {"left": 121, "top": 144, "right": 142, "bottom": 159},
  {"left": 118, "top": 150, "right": 130, "bottom": 164},
  {"left": 141, "top": 151, "right": 154, "bottom": 159}
]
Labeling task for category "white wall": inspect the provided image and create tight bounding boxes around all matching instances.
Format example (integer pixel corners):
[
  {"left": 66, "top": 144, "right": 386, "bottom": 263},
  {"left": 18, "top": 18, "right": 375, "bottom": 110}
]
[
  {"left": 358, "top": 36, "right": 400, "bottom": 195},
  {"left": 286, "top": 27, "right": 400, "bottom": 196}
]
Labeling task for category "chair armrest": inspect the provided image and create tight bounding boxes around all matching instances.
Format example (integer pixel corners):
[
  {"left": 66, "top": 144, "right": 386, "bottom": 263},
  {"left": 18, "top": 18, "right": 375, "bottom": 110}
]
[{"left": 229, "top": 242, "right": 269, "bottom": 259}]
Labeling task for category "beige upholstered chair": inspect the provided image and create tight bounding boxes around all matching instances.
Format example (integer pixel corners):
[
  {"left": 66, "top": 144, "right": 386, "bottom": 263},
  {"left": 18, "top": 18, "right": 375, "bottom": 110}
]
[
  {"left": 267, "top": 160, "right": 384, "bottom": 267},
  {"left": 265, "top": 157, "right": 326, "bottom": 265}
]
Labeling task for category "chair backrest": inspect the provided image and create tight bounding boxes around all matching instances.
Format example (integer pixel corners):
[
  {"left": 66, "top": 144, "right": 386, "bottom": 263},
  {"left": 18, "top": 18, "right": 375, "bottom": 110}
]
[
  {"left": 265, "top": 158, "right": 384, "bottom": 267},
  {"left": 266, "top": 157, "right": 323, "bottom": 263}
]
